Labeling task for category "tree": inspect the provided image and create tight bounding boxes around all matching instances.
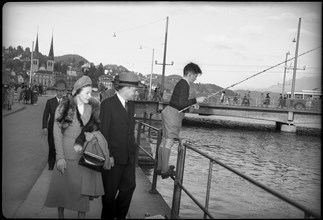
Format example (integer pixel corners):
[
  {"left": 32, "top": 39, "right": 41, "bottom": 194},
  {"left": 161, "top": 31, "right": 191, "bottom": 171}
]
[{"left": 97, "top": 63, "right": 105, "bottom": 76}]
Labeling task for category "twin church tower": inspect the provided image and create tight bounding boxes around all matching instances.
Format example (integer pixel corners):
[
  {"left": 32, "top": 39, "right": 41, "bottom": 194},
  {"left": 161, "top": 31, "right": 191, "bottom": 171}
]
[{"left": 31, "top": 32, "right": 55, "bottom": 73}]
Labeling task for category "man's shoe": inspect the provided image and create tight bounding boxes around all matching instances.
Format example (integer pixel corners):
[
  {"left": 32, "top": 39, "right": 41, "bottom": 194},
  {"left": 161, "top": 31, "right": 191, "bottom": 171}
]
[
  {"left": 48, "top": 163, "right": 54, "bottom": 170},
  {"left": 156, "top": 170, "right": 162, "bottom": 175}
]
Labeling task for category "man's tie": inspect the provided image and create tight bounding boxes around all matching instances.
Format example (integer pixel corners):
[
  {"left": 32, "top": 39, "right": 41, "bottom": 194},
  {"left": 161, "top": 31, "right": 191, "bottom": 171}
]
[{"left": 125, "top": 102, "right": 128, "bottom": 112}]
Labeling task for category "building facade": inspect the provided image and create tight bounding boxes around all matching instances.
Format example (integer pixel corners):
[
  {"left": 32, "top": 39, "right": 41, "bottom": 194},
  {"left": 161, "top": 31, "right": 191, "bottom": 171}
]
[{"left": 98, "top": 74, "right": 113, "bottom": 90}]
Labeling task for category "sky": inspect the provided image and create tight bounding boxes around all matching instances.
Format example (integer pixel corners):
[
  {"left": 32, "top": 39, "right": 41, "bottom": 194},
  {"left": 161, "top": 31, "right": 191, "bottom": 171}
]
[{"left": 3, "top": 2, "right": 322, "bottom": 90}]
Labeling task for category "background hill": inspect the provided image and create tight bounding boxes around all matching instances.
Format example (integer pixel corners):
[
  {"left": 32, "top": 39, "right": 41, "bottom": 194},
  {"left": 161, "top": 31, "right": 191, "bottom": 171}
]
[
  {"left": 54, "top": 54, "right": 88, "bottom": 66},
  {"left": 259, "top": 76, "right": 322, "bottom": 93}
]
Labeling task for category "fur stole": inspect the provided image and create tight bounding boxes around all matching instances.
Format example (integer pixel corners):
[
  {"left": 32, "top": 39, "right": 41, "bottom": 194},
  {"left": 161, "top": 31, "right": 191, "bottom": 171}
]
[{"left": 55, "top": 97, "right": 101, "bottom": 148}]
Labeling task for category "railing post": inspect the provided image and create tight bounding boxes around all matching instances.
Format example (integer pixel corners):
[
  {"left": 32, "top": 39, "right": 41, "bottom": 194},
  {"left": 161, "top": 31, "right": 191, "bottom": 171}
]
[
  {"left": 143, "top": 111, "right": 147, "bottom": 134},
  {"left": 171, "top": 139, "right": 186, "bottom": 219},
  {"left": 135, "top": 121, "right": 142, "bottom": 167},
  {"left": 150, "top": 128, "right": 162, "bottom": 194},
  {"left": 148, "top": 112, "right": 153, "bottom": 138},
  {"left": 204, "top": 160, "right": 214, "bottom": 219}
]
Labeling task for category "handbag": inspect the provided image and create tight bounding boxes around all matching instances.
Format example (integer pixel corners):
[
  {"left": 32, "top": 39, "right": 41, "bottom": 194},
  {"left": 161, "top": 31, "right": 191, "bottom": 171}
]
[{"left": 78, "top": 138, "right": 105, "bottom": 172}]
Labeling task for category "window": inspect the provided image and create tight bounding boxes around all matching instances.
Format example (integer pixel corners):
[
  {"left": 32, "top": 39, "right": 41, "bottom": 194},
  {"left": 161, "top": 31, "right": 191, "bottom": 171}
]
[{"left": 294, "top": 94, "right": 303, "bottom": 99}]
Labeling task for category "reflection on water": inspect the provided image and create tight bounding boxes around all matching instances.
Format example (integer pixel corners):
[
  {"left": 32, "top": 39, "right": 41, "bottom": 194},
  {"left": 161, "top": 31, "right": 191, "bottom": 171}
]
[{"left": 141, "top": 116, "right": 321, "bottom": 219}]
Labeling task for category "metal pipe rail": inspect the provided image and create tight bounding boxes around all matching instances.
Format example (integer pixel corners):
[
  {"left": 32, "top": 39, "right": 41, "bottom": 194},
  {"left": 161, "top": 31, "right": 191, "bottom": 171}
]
[
  {"left": 134, "top": 119, "right": 320, "bottom": 219},
  {"left": 135, "top": 120, "right": 162, "bottom": 194},
  {"left": 171, "top": 141, "right": 321, "bottom": 219}
]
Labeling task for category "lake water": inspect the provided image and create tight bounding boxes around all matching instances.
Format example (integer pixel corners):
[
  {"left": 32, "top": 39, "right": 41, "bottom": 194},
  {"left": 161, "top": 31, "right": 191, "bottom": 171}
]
[{"left": 141, "top": 115, "right": 321, "bottom": 219}]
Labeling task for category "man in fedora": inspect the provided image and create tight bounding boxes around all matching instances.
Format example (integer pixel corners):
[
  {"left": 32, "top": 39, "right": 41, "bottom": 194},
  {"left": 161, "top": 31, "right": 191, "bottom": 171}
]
[
  {"left": 42, "top": 80, "right": 67, "bottom": 170},
  {"left": 100, "top": 72, "right": 140, "bottom": 219}
]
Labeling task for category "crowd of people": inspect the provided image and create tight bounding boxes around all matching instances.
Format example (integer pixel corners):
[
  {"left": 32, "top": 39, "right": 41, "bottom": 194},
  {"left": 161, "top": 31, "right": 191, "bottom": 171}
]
[
  {"left": 218, "top": 91, "right": 290, "bottom": 108},
  {"left": 2, "top": 83, "right": 45, "bottom": 110}
]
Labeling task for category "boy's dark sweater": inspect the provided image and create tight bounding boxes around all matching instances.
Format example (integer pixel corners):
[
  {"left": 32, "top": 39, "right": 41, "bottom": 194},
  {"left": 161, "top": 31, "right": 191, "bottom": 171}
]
[{"left": 168, "top": 79, "right": 197, "bottom": 111}]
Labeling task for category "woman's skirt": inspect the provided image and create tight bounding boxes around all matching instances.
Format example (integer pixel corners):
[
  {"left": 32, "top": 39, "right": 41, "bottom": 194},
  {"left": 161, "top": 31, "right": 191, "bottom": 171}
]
[
  {"left": 161, "top": 105, "right": 184, "bottom": 139},
  {"left": 44, "top": 157, "right": 104, "bottom": 212}
]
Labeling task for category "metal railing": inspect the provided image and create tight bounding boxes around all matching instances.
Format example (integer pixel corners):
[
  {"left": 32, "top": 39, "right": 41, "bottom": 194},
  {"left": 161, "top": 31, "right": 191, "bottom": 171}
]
[
  {"left": 135, "top": 116, "right": 162, "bottom": 193},
  {"left": 171, "top": 141, "right": 321, "bottom": 219},
  {"left": 135, "top": 115, "right": 321, "bottom": 219}
]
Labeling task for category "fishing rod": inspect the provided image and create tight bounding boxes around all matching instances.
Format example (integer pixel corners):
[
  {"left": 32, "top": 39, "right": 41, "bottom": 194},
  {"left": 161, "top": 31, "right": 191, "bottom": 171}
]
[{"left": 178, "top": 46, "right": 321, "bottom": 113}]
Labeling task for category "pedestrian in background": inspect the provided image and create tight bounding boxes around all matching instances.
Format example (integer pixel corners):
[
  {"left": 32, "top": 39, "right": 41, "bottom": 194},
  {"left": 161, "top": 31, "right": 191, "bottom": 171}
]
[
  {"left": 44, "top": 76, "right": 110, "bottom": 218},
  {"left": 32, "top": 84, "right": 39, "bottom": 105},
  {"left": 42, "top": 81, "right": 67, "bottom": 170},
  {"left": 264, "top": 93, "right": 270, "bottom": 107},
  {"left": 38, "top": 84, "right": 44, "bottom": 96},
  {"left": 21, "top": 86, "right": 27, "bottom": 104},
  {"left": 306, "top": 96, "right": 313, "bottom": 110},
  {"left": 220, "top": 91, "right": 225, "bottom": 104},
  {"left": 16, "top": 85, "right": 22, "bottom": 103},
  {"left": 5, "top": 85, "right": 15, "bottom": 110},
  {"left": 282, "top": 93, "right": 288, "bottom": 108},
  {"left": 2, "top": 84, "right": 8, "bottom": 106},
  {"left": 260, "top": 92, "right": 264, "bottom": 107},
  {"left": 99, "top": 72, "right": 140, "bottom": 219},
  {"left": 157, "top": 62, "right": 206, "bottom": 179},
  {"left": 25, "top": 85, "right": 32, "bottom": 104},
  {"left": 277, "top": 93, "right": 283, "bottom": 108}
]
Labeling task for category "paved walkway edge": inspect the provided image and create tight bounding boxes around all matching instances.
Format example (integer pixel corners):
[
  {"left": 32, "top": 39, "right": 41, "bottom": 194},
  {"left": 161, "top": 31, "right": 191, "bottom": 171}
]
[{"left": 12, "top": 166, "right": 171, "bottom": 219}]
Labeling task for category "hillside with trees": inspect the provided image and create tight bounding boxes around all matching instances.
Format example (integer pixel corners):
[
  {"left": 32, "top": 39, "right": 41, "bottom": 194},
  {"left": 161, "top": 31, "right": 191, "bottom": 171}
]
[{"left": 2, "top": 45, "right": 234, "bottom": 98}]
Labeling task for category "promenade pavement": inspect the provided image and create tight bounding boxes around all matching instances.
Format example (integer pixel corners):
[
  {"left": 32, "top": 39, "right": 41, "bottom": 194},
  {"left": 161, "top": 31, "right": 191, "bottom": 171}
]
[
  {"left": 2, "top": 102, "right": 25, "bottom": 117},
  {"left": 2, "top": 96, "right": 171, "bottom": 219}
]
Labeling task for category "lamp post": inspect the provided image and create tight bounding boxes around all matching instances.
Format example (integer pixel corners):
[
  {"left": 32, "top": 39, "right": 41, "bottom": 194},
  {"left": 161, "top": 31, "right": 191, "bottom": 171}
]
[
  {"left": 149, "top": 48, "right": 155, "bottom": 99},
  {"left": 160, "top": 16, "right": 169, "bottom": 99},
  {"left": 139, "top": 46, "right": 155, "bottom": 100},
  {"left": 291, "top": 18, "right": 301, "bottom": 100},
  {"left": 29, "top": 41, "right": 34, "bottom": 85},
  {"left": 282, "top": 51, "right": 290, "bottom": 95}
]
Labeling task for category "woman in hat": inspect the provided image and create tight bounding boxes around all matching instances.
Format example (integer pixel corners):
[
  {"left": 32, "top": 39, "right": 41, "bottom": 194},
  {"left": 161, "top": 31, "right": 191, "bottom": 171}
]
[{"left": 44, "top": 76, "right": 111, "bottom": 218}]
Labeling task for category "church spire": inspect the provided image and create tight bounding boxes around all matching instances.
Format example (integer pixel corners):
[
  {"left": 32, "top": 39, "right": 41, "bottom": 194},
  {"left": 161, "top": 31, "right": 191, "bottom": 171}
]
[
  {"left": 34, "top": 28, "right": 39, "bottom": 55},
  {"left": 48, "top": 33, "right": 54, "bottom": 60},
  {"left": 46, "top": 29, "right": 55, "bottom": 72},
  {"left": 32, "top": 28, "right": 40, "bottom": 72}
]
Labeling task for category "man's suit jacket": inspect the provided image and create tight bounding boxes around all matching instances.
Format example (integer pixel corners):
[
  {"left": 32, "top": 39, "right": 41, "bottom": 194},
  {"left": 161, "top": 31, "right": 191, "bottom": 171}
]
[
  {"left": 42, "top": 97, "right": 59, "bottom": 134},
  {"left": 99, "top": 94, "right": 137, "bottom": 165}
]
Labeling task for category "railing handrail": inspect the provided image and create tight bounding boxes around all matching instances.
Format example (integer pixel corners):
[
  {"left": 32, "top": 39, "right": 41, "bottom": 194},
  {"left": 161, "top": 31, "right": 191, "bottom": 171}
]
[
  {"left": 179, "top": 142, "right": 321, "bottom": 219},
  {"left": 135, "top": 119, "right": 320, "bottom": 219}
]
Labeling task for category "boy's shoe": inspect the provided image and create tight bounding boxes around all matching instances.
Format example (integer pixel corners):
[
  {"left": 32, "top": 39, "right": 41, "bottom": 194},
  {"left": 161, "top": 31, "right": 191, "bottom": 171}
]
[
  {"left": 161, "top": 169, "right": 176, "bottom": 179},
  {"left": 157, "top": 165, "right": 175, "bottom": 176}
]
